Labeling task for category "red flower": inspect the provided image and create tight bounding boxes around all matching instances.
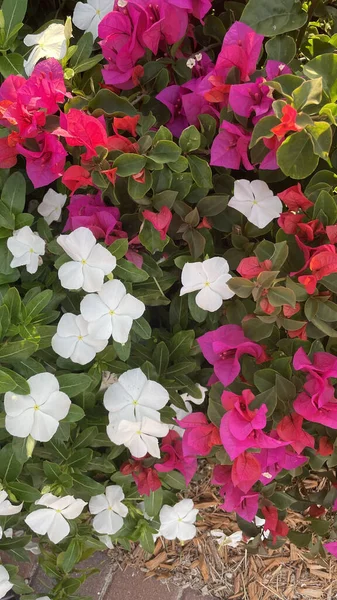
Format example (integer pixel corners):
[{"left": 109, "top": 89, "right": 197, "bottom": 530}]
[
  {"left": 288, "top": 323, "right": 307, "bottom": 340},
  {"left": 276, "top": 413, "right": 314, "bottom": 454},
  {"left": 231, "top": 452, "right": 261, "bottom": 493},
  {"left": 113, "top": 115, "right": 140, "bottom": 137},
  {"left": 101, "top": 167, "right": 118, "bottom": 184},
  {"left": 271, "top": 105, "right": 303, "bottom": 138},
  {"left": 237, "top": 257, "right": 272, "bottom": 279},
  {"left": 318, "top": 436, "right": 334, "bottom": 456},
  {"left": 261, "top": 505, "right": 289, "bottom": 542},
  {"left": 142, "top": 206, "right": 172, "bottom": 240},
  {"left": 132, "top": 169, "right": 146, "bottom": 184},
  {"left": 62, "top": 165, "right": 93, "bottom": 194},
  {"left": 278, "top": 183, "right": 313, "bottom": 211},
  {"left": 260, "top": 297, "right": 276, "bottom": 315},
  {"left": 310, "top": 250, "right": 337, "bottom": 280},
  {"left": 298, "top": 275, "right": 317, "bottom": 295},
  {"left": 283, "top": 303, "right": 300, "bottom": 317},
  {"left": 326, "top": 225, "right": 337, "bottom": 244}
]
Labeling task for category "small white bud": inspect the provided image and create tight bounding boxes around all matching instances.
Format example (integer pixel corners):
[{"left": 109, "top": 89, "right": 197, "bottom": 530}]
[{"left": 186, "top": 58, "right": 196, "bottom": 69}]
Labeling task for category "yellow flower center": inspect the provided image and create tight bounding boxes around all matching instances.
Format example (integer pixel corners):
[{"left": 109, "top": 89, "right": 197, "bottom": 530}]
[
  {"left": 78, "top": 335, "right": 83, "bottom": 340},
  {"left": 96, "top": 8, "right": 101, "bottom": 15},
  {"left": 81, "top": 259, "right": 87, "bottom": 265},
  {"left": 34, "top": 405, "right": 39, "bottom": 411},
  {"left": 109, "top": 310, "right": 115, "bottom": 315},
  {"left": 29, "top": 248, "right": 34, "bottom": 253},
  {"left": 132, "top": 399, "right": 138, "bottom": 406}
]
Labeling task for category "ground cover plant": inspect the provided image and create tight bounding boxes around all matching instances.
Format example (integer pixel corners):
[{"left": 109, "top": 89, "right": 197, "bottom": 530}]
[{"left": 2, "top": 0, "right": 337, "bottom": 597}]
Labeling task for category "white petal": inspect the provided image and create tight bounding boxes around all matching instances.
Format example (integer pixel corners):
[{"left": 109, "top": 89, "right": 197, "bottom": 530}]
[
  {"left": 138, "top": 380, "right": 169, "bottom": 410},
  {"left": 119, "top": 368, "right": 147, "bottom": 400},
  {"left": 4, "top": 391, "right": 35, "bottom": 416},
  {"left": 110, "top": 314, "right": 133, "bottom": 344},
  {"left": 202, "top": 257, "right": 230, "bottom": 281},
  {"left": 5, "top": 410, "right": 34, "bottom": 438},
  {"left": 99, "top": 279, "right": 127, "bottom": 311},
  {"left": 47, "top": 512, "right": 70, "bottom": 544},
  {"left": 57, "top": 228, "right": 97, "bottom": 261},
  {"left": 92, "top": 510, "right": 124, "bottom": 535},
  {"left": 29, "top": 372, "right": 59, "bottom": 405},
  {"left": 25, "top": 508, "right": 56, "bottom": 535},
  {"left": 52, "top": 334, "right": 78, "bottom": 359},
  {"left": 71, "top": 339, "right": 98, "bottom": 365},
  {"left": 180, "top": 262, "right": 206, "bottom": 295},
  {"left": 61, "top": 498, "right": 87, "bottom": 519},
  {"left": 141, "top": 433, "right": 161, "bottom": 458},
  {"left": 87, "top": 244, "right": 116, "bottom": 274},
  {"left": 30, "top": 411, "right": 59, "bottom": 442},
  {"left": 103, "top": 381, "right": 133, "bottom": 413},
  {"left": 233, "top": 180, "right": 255, "bottom": 202},
  {"left": 82, "top": 264, "right": 105, "bottom": 293},
  {"left": 89, "top": 494, "right": 109, "bottom": 515},
  {"left": 58, "top": 261, "right": 84, "bottom": 291},
  {"left": 228, "top": 196, "right": 253, "bottom": 219},
  {"left": 128, "top": 433, "right": 148, "bottom": 458},
  {"left": 0, "top": 580, "right": 13, "bottom": 599},
  {"left": 176, "top": 522, "right": 196, "bottom": 541},
  {"left": 24, "top": 46, "right": 46, "bottom": 76},
  {"left": 73, "top": 2, "right": 96, "bottom": 31},
  {"left": 80, "top": 293, "right": 109, "bottom": 322},
  {"left": 141, "top": 417, "right": 169, "bottom": 438},
  {"left": 209, "top": 274, "right": 234, "bottom": 300},
  {"left": 116, "top": 293, "right": 144, "bottom": 319},
  {"left": 0, "top": 498, "right": 23, "bottom": 516},
  {"left": 55, "top": 313, "right": 80, "bottom": 338},
  {"left": 250, "top": 179, "right": 273, "bottom": 201},
  {"left": 195, "top": 287, "right": 222, "bottom": 312},
  {"left": 40, "top": 391, "right": 71, "bottom": 421},
  {"left": 88, "top": 314, "right": 113, "bottom": 340}
]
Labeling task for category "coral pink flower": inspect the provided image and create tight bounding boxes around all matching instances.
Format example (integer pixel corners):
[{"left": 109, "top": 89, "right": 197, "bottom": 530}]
[
  {"left": 278, "top": 183, "right": 313, "bottom": 211},
  {"left": 62, "top": 165, "right": 93, "bottom": 194},
  {"left": 231, "top": 451, "right": 261, "bottom": 493},
  {"left": 257, "top": 443, "right": 308, "bottom": 485},
  {"left": 197, "top": 325, "right": 266, "bottom": 387},
  {"left": 271, "top": 105, "right": 303, "bottom": 138},
  {"left": 318, "top": 436, "right": 334, "bottom": 456},
  {"left": 276, "top": 414, "right": 314, "bottom": 454},
  {"left": 0, "top": 136, "right": 18, "bottom": 168},
  {"left": 237, "top": 257, "right": 272, "bottom": 279},
  {"left": 177, "top": 412, "right": 221, "bottom": 457},
  {"left": 143, "top": 206, "right": 172, "bottom": 240}
]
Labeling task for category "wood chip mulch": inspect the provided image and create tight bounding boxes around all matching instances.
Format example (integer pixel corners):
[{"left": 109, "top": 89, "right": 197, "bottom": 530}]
[{"left": 116, "top": 464, "right": 337, "bottom": 600}]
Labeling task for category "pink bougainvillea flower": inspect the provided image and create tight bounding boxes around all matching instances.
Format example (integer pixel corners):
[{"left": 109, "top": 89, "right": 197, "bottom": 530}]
[
  {"left": 260, "top": 134, "right": 283, "bottom": 170},
  {"left": 294, "top": 384, "right": 337, "bottom": 428},
  {"left": 156, "top": 85, "right": 189, "bottom": 137},
  {"left": 326, "top": 225, "right": 337, "bottom": 244},
  {"left": 177, "top": 412, "right": 221, "bottom": 457},
  {"left": 231, "top": 451, "right": 261, "bottom": 493},
  {"left": 298, "top": 274, "right": 317, "bottom": 295},
  {"left": 18, "top": 132, "right": 67, "bottom": 189},
  {"left": 55, "top": 109, "right": 108, "bottom": 161},
  {"left": 212, "top": 465, "right": 259, "bottom": 522},
  {"left": 324, "top": 542, "right": 337, "bottom": 558},
  {"left": 228, "top": 78, "right": 273, "bottom": 123},
  {"left": 293, "top": 348, "right": 337, "bottom": 381},
  {"left": 155, "top": 431, "right": 197, "bottom": 485},
  {"left": 98, "top": 6, "right": 146, "bottom": 89},
  {"left": 237, "top": 257, "right": 272, "bottom": 279},
  {"left": 62, "top": 165, "right": 93, "bottom": 194},
  {"left": 288, "top": 323, "right": 308, "bottom": 341},
  {"left": 257, "top": 443, "right": 308, "bottom": 484},
  {"left": 19, "top": 58, "right": 68, "bottom": 115},
  {"left": 278, "top": 183, "right": 313, "bottom": 211},
  {"left": 113, "top": 115, "right": 140, "bottom": 137},
  {"left": 265, "top": 60, "right": 292, "bottom": 79},
  {"left": 63, "top": 191, "right": 121, "bottom": 245},
  {"left": 261, "top": 505, "right": 289, "bottom": 543},
  {"left": 197, "top": 325, "right": 266, "bottom": 387},
  {"left": 167, "top": 0, "right": 212, "bottom": 20},
  {"left": 143, "top": 206, "right": 172, "bottom": 240},
  {"left": 181, "top": 77, "right": 220, "bottom": 128},
  {"left": 214, "top": 22, "right": 264, "bottom": 82},
  {"left": 210, "top": 121, "right": 253, "bottom": 170},
  {"left": 271, "top": 105, "right": 303, "bottom": 138},
  {"left": 142, "top": 0, "right": 188, "bottom": 55},
  {"left": 283, "top": 303, "right": 301, "bottom": 318},
  {"left": 310, "top": 251, "right": 337, "bottom": 281},
  {"left": 276, "top": 414, "right": 315, "bottom": 454}
]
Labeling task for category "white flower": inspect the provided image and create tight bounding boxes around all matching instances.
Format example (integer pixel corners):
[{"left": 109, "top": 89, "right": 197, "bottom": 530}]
[
  {"left": 52, "top": 313, "right": 108, "bottom": 365},
  {"left": 73, "top": 0, "right": 113, "bottom": 39},
  {"left": 186, "top": 58, "right": 196, "bottom": 69},
  {"left": 89, "top": 485, "right": 128, "bottom": 535},
  {"left": 229, "top": 180, "right": 282, "bottom": 229},
  {"left": 4, "top": 373, "right": 71, "bottom": 442},
  {"left": 100, "top": 371, "right": 118, "bottom": 392},
  {"left": 107, "top": 417, "right": 169, "bottom": 458},
  {"left": 180, "top": 257, "right": 234, "bottom": 312},
  {"left": 25, "top": 541, "right": 41, "bottom": 555},
  {"left": 159, "top": 499, "right": 198, "bottom": 541},
  {"left": 7, "top": 226, "right": 45, "bottom": 274},
  {"left": 117, "top": 0, "right": 128, "bottom": 6},
  {"left": 0, "top": 491, "right": 23, "bottom": 516},
  {"left": 37, "top": 189, "right": 67, "bottom": 225},
  {"left": 24, "top": 23, "right": 68, "bottom": 76},
  {"left": 25, "top": 493, "right": 87, "bottom": 544},
  {"left": 210, "top": 530, "right": 243, "bottom": 548},
  {"left": 57, "top": 228, "right": 116, "bottom": 293},
  {"left": 254, "top": 516, "right": 266, "bottom": 527},
  {"left": 80, "top": 279, "right": 145, "bottom": 344},
  {"left": 0, "top": 566, "right": 13, "bottom": 599},
  {"left": 104, "top": 368, "right": 169, "bottom": 425}
]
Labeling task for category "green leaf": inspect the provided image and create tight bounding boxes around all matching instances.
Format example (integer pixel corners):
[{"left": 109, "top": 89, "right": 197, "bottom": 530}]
[
  {"left": 2, "top": 172, "right": 26, "bottom": 215},
  {"left": 197, "top": 194, "right": 228, "bottom": 217},
  {"left": 270, "top": 492, "right": 296, "bottom": 509},
  {"left": 0, "top": 444, "right": 22, "bottom": 482},
  {"left": 268, "top": 286, "right": 296, "bottom": 308},
  {"left": 187, "top": 155, "right": 212, "bottom": 189},
  {"left": 143, "top": 488, "right": 163, "bottom": 518},
  {"left": 0, "top": 340, "right": 37, "bottom": 362},
  {"left": 250, "top": 115, "right": 280, "bottom": 148},
  {"left": 243, "top": 318, "right": 274, "bottom": 341},
  {"left": 61, "top": 539, "right": 83, "bottom": 574},
  {"left": 228, "top": 278, "right": 255, "bottom": 298},
  {"left": 62, "top": 405, "right": 85, "bottom": 423},
  {"left": 70, "top": 32, "right": 93, "bottom": 68},
  {"left": 0, "top": 53, "right": 24, "bottom": 77},
  {"left": 149, "top": 141, "right": 182, "bottom": 164},
  {"left": 3, "top": 287, "right": 21, "bottom": 322},
  {"left": 24, "top": 290, "right": 53, "bottom": 323},
  {"left": 241, "top": 0, "right": 307, "bottom": 36},
  {"left": 66, "top": 448, "right": 93, "bottom": 469},
  {"left": 153, "top": 341, "right": 169, "bottom": 375},
  {"left": 179, "top": 126, "right": 201, "bottom": 153},
  {"left": 71, "top": 473, "right": 105, "bottom": 500},
  {"left": 307, "top": 122, "right": 332, "bottom": 161},
  {"left": 292, "top": 78, "right": 323, "bottom": 111},
  {"left": 161, "top": 470, "right": 187, "bottom": 489},
  {"left": 277, "top": 130, "right": 319, "bottom": 179},
  {"left": 288, "top": 531, "right": 312, "bottom": 548},
  {"left": 2, "top": 0, "right": 27, "bottom": 38},
  {"left": 169, "top": 330, "right": 194, "bottom": 362},
  {"left": 72, "top": 426, "right": 98, "bottom": 450},
  {"left": 254, "top": 368, "right": 277, "bottom": 392},
  {"left": 89, "top": 90, "right": 137, "bottom": 117},
  {"left": 58, "top": 374, "right": 92, "bottom": 398},
  {"left": 113, "top": 154, "right": 146, "bottom": 177},
  {"left": 108, "top": 238, "right": 128, "bottom": 259},
  {"left": 132, "top": 316, "right": 152, "bottom": 340},
  {"left": 139, "top": 526, "right": 155, "bottom": 554},
  {"left": 8, "top": 482, "right": 40, "bottom": 502},
  {"left": 182, "top": 228, "right": 205, "bottom": 259},
  {"left": 303, "top": 53, "right": 337, "bottom": 102},
  {"left": 114, "top": 259, "right": 149, "bottom": 282},
  {"left": 139, "top": 219, "right": 168, "bottom": 253},
  {"left": 313, "top": 190, "right": 337, "bottom": 226},
  {"left": 265, "top": 34, "right": 296, "bottom": 63},
  {"left": 0, "top": 370, "right": 17, "bottom": 393}
]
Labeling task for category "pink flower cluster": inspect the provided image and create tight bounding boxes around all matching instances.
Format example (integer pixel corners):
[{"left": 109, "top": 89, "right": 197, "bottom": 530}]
[
  {"left": 98, "top": 0, "right": 212, "bottom": 89},
  {"left": 0, "top": 59, "right": 68, "bottom": 188}
]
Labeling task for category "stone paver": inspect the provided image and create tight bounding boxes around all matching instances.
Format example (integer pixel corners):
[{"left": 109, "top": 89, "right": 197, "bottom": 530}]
[{"left": 106, "top": 567, "right": 179, "bottom": 600}]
